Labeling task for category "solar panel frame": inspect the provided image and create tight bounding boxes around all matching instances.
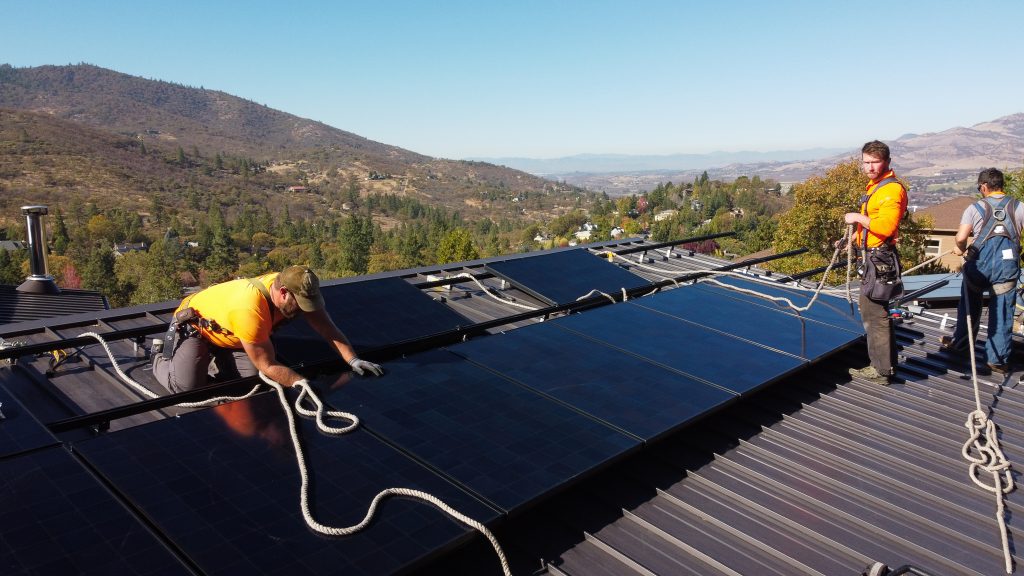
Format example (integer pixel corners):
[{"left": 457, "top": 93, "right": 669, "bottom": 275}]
[
  {"left": 485, "top": 249, "right": 652, "bottom": 306},
  {"left": 630, "top": 286, "right": 862, "bottom": 362},
  {"left": 691, "top": 276, "right": 864, "bottom": 334},
  {"left": 272, "top": 276, "right": 473, "bottom": 365},
  {"left": 548, "top": 302, "right": 807, "bottom": 394},
  {"left": 447, "top": 321, "right": 738, "bottom": 442},
  {"left": 74, "top": 391, "right": 502, "bottom": 576},
  {"left": 0, "top": 446, "right": 192, "bottom": 576},
  {"left": 0, "top": 374, "right": 61, "bottom": 459},
  {"left": 324, "top": 348, "right": 640, "bottom": 512}
]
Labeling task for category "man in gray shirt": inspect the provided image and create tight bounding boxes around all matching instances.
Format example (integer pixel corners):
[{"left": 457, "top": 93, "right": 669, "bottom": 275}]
[{"left": 941, "top": 168, "right": 1024, "bottom": 374}]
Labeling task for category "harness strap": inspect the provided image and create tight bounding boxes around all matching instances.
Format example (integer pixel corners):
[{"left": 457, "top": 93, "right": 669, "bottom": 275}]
[
  {"left": 974, "top": 195, "right": 1020, "bottom": 248},
  {"left": 247, "top": 276, "right": 275, "bottom": 309},
  {"left": 860, "top": 176, "right": 904, "bottom": 251}
]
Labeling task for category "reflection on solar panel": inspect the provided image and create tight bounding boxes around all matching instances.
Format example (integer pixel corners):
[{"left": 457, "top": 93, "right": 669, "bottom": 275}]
[
  {"left": 448, "top": 321, "right": 737, "bottom": 442},
  {"left": 485, "top": 249, "right": 651, "bottom": 306},
  {"left": 0, "top": 380, "right": 59, "bottom": 458},
  {"left": 273, "top": 276, "right": 472, "bottom": 365},
  {"left": 75, "top": 392, "right": 500, "bottom": 575},
  {"left": 325, "top": 349, "right": 639, "bottom": 511},
  {"left": 550, "top": 303, "right": 806, "bottom": 394},
  {"left": 632, "top": 286, "right": 861, "bottom": 362},
  {"left": 693, "top": 276, "right": 864, "bottom": 334},
  {"left": 0, "top": 446, "right": 191, "bottom": 575}
]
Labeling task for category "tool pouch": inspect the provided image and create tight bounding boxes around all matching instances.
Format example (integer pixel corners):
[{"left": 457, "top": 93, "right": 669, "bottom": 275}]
[{"left": 859, "top": 247, "right": 903, "bottom": 302}]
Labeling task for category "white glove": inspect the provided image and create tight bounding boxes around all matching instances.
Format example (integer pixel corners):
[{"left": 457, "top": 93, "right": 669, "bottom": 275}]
[{"left": 348, "top": 357, "right": 383, "bottom": 376}]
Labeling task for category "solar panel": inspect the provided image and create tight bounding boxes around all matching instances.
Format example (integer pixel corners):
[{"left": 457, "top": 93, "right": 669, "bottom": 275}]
[
  {"left": 324, "top": 349, "right": 639, "bottom": 511},
  {"left": 0, "top": 446, "right": 191, "bottom": 575},
  {"left": 485, "top": 249, "right": 652, "bottom": 306},
  {"left": 631, "top": 286, "right": 862, "bottom": 362},
  {"left": 273, "top": 276, "right": 472, "bottom": 365},
  {"left": 0, "top": 379, "right": 59, "bottom": 458},
  {"left": 693, "top": 276, "right": 864, "bottom": 334},
  {"left": 75, "top": 391, "right": 500, "bottom": 576},
  {"left": 448, "top": 322, "right": 737, "bottom": 442},
  {"left": 550, "top": 303, "right": 806, "bottom": 394}
]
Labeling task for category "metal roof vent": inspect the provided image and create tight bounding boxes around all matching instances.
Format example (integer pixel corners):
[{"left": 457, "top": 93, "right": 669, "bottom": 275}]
[{"left": 16, "top": 205, "right": 60, "bottom": 295}]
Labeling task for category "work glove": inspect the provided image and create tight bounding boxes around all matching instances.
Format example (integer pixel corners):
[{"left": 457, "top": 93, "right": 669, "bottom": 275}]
[{"left": 348, "top": 357, "right": 384, "bottom": 377}]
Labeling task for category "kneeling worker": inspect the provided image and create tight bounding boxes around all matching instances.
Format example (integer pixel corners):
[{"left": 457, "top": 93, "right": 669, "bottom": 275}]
[{"left": 153, "top": 265, "right": 382, "bottom": 392}]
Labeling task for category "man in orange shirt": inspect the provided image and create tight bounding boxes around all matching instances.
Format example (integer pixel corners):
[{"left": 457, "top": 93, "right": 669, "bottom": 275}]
[
  {"left": 153, "top": 265, "right": 382, "bottom": 393},
  {"left": 843, "top": 140, "right": 908, "bottom": 385}
]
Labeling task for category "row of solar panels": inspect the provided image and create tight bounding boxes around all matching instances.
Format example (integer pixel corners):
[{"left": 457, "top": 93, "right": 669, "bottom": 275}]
[{"left": 0, "top": 248, "right": 864, "bottom": 575}]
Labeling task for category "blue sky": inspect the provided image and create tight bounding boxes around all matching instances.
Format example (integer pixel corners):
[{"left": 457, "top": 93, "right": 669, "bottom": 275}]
[{"left": 3, "top": 0, "right": 1022, "bottom": 159}]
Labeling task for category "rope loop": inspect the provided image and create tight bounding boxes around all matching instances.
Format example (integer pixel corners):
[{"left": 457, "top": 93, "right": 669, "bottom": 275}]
[{"left": 259, "top": 373, "right": 512, "bottom": 576}]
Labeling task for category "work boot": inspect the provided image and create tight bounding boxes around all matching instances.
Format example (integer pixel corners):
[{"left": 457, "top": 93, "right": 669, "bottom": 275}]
[
  {"left": 939, "top": 335, "right": 966, "bottom": 352},
  {"left": 848, "top": 365, "right": 891, "bottom": 386},
  {"left": 988, "top": 363, "right": 1011, "bottom": 375}
]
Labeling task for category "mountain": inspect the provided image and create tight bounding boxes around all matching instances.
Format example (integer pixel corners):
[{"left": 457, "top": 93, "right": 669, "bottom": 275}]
[
  {"left": 0, "top": 63, "right": 584, "bottom": 226},
  {"left": 495, "top": 115, "right": 1024, "bottom": 200},
  {"left": 469, "top": 149, "right": 847, "bottom": 176}
]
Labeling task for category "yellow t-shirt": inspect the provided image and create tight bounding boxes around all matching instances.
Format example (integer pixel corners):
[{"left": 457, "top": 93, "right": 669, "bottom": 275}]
[{"left": 175, "top": 273, "right": 280, "bottom": 349}]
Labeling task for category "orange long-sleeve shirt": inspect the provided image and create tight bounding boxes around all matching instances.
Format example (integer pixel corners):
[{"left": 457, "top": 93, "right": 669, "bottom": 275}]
[{"left": 857, "top": 170, "right": 907, "bottom": 248}]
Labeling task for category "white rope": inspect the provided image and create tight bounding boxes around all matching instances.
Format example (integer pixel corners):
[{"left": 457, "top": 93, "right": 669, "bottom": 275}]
[
  {"left": 600, "top": 233, "right": 849, "bottom": 316},
  {"left": 846, "top": 225, "right": 855, "bottom": 305},
  {"left": 958, "top": 296, "right": 1015, "bottom": 573},
  {"left": 902, "top": 250, "right": 953, "bottom": 275},
  {"left": 70, "top": 331, "right": 510, "bottom": 574},
  {"left": 448, "top": 273, "right": 539, "bottom": 310},
  {"left": 78, "top": 332, "right": 262, "bottom": 408},
  {"left": 575, "top": 289, "right": 616, "bottom": 304},
  {"left": 259, "top": 373, "right": 512, "bottom": 576}
]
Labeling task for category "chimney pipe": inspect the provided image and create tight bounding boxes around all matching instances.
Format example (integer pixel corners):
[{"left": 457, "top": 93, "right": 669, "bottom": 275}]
[{"left": 16, "top": 205, "right": 60, "bottom": 295}]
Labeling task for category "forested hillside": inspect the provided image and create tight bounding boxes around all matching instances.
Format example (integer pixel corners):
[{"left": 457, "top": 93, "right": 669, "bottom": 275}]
[{"left": 0, "top": 63, "right": 835, "bottom": 306}]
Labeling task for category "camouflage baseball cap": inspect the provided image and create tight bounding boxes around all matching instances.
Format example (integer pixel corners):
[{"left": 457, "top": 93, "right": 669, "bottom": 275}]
[{"left": 278, "top": 265, "right": 324, "bottom": 312}]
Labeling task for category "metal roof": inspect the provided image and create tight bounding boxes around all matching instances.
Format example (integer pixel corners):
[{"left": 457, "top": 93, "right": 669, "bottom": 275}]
[
  {"left": 0, "top": 284, "right": 108, "bottom": 326},
  {"left": 1, "top": 236, "right": 1015, "bottom": 576}
]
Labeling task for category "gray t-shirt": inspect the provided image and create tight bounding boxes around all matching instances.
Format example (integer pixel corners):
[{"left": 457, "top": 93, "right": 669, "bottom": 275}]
[{"left": 962, "top": 195, "right": 1024, "bottom": 237}]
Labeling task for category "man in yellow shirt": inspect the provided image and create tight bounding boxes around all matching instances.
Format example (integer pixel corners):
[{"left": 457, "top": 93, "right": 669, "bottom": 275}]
[
  {"left": 843, "top": 140, "right": 908, "bottom": 385},
  {"left": 153, "top": 265, "right": 382, "bottom": 392}
]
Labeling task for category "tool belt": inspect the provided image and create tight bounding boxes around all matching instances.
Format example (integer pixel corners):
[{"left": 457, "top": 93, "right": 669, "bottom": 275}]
[
  {"left": 856, "top": 244, "right": 903, "bottom": 303},
  {"left": 161, "top": 307, "right": 227, "bottom": 360}
]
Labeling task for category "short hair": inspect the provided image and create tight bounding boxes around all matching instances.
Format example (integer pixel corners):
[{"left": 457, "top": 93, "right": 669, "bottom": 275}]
[
  {"left": 861, "top": 140, "right": 891, "bottom": 161},
  {"left": 978, "top": 168, "right": 1004, "bottom": 191}
]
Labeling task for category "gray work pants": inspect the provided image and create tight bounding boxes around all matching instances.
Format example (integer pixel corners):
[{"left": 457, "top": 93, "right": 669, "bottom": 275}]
[
  {"left": 152, "top": 334, "right": 257, "bottom": 393},
  {"left": 859, "top": 292, "right": 895, "bottom": 376}
]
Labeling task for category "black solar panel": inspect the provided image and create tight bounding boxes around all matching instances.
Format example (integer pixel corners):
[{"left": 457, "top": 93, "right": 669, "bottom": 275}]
[
  {"left": 0, "top": 379, "right": 59, "bottom": 458},
  {"left": 485, "top": 249, "right": 651, "bottom": 306},
  {"left": 324, "top": 349, "right": 639, "bottom": 511},
  {"left": 75, "top": 391, "right": 500, "bottom": 576},
  {"left": 551, "top": 303, "right": 806, "bottom": 394},
  {"left": 693, "top": 276, "right": 863, "bottom": 334},
  {"left": 272, "top": 276, "right": 472, "bottom": 365},
  {"left": 0, "top": 446, "right": 191, "bottom": 576},
  {"left": 448, "top": 322, "right": 737, "bottom": 442},
  {"left": 632, "top": 286, "right": 862, "bottom": 362}
]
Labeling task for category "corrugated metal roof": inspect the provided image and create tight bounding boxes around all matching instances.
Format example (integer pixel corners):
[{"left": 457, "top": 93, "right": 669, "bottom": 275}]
[{"left": 0, "top": 284, "right": 108, "bottom": 325}]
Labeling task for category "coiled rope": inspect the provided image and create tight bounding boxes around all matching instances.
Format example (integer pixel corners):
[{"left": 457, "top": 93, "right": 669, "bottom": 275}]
[
  {"left": 958, "top": 297, "right": 1015, "bottom": 574},
  {"left": 259, "top": 373, "right": 512, "bottom": 576},
  {"left": 72, "top": 331, "right": 511, "bottom": 574}
]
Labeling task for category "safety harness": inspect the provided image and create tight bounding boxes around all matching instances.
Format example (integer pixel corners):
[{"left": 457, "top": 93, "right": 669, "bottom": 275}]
[
  {"left": 968, "top": 194, "right": 1021, "bottom": 296},
  {"left": 858, "top": 176, "right": 903, "bottom": 252}
]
